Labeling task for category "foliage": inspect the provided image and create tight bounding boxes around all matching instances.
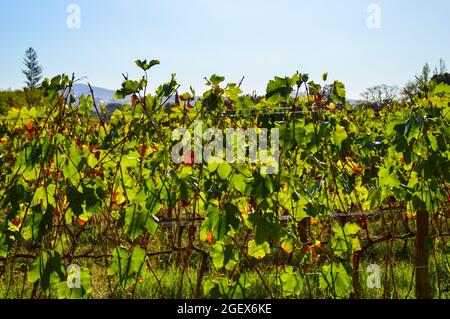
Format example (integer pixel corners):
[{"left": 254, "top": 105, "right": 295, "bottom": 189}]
[
  {"left": 432, "top": 73, "right": 450, "bottom": 86},
  {"left": 0, "top": 59, "right": 450, "bottom": 299},
  {"left": 0, "top": 89, "right": 43, "bottom": 115}
]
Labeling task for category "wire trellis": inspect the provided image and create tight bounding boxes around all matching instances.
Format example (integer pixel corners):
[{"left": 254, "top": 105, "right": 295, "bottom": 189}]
[{"left": 157, "top": 207, "right": 407, "bottom": 228}]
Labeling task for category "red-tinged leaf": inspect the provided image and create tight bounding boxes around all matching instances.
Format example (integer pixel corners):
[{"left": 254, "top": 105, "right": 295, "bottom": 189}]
[
  {"left": 206, "top": 232, "right": 214, "bottom": 245},
  {"left": 11, "top": 219, "right": 22, "bottom": 227},
  {"left": 77, "top": 216, "right": 87, "bottom": 226},
  {"left": 352, "top": 166, "right": 362, "bottom": 176}
]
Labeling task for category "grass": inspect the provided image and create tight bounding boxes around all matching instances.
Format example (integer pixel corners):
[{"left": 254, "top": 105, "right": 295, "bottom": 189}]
[
  {"left": 1, "top": 235, "right": 449, "bottom": 299},
  {"left": 2, "top": 259, "right": 448, "bottom": 299}
]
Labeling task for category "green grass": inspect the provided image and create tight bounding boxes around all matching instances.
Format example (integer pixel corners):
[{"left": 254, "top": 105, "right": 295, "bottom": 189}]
[{"left": 1, "top": 237, "right": 449, "bottom": 299}]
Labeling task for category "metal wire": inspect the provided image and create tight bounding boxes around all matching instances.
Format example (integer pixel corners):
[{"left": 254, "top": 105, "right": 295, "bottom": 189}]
[{"left": 157, "top": 208, "right": 407, "bottom": 228}]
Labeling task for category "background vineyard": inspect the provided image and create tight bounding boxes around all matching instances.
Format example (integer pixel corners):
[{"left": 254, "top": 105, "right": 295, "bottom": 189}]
[{"left": 0, "top": 60, "right": 450, "bottom": 299}]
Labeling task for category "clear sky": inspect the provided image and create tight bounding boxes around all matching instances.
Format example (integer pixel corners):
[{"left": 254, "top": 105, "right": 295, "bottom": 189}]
[{"left": 0, "top": 0, "right": 449, "bottom": 98}]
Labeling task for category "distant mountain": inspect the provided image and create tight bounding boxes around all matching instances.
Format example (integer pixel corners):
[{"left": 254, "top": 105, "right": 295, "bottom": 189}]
[{"left": 72, "top": 83, "right": 129, "bottom": 105}]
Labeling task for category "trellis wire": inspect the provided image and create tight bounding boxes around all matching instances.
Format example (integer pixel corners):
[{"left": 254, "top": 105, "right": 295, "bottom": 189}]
[{"left": 158, "top": 207, "right": 406, "bottom": 228}]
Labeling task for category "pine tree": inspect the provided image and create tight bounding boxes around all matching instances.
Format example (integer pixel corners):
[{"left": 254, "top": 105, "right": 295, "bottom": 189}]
[{"left": 22, "top": 47, "right": 43, "bottom": 90}]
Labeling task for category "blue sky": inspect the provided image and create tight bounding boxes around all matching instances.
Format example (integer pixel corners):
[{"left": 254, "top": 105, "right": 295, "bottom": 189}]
[{"left": 0, "top": 0, "right": 449, "bottom": 98}]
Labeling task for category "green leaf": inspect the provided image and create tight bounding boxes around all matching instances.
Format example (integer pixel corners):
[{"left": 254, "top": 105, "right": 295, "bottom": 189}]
[
  {"left": 280, "top": 266, "right": 303, "bottom": 297},
  {"left": 201, "top": 203, "right": 239, "bottom": 241},
  {"left": 223, "top": 203, "right": 240, "bottom": 232},
  {"left": 250, "top": 213, "right": 284, "bottom": 244},
  {"left": 121, "top": 151, "right": 140, "bottom": 168},
  {"left": 427, "top": 132, "right": 438, "bottom": 152},
  {"left": 266, "top": 76, "right": 295, "bottom": 100},
  {"left": 248, "top": 240, "right": 270, "bottom": 259},
  {"left": 0, "top": 235, "right": 10, "bottom": 258},
  {"left": 413, "top": 187, "right": 438, "bottom": 214},
  {"left": 210, "top": 243, "right": 238, "bottom": 270},
  {"left": 210, "top": 243, "right": 226, "bottom": 269},
  {"left": 230, "top": 173, "right": 247, "bottom": 193},
  {"left": 115, "top": 79, "right": 145, "bottom": 99},
  {"left": 218, "top": 162, "right": 232, "bottom": 180},
  {"left": 209, "top": 74, "right": 225, "bottom": 86},
  {"left": 130, "top": 247, "right": 146, "bottom": 274},
  {"left": 320, "top": 262, "right": 353, "bottom": 298},
  {"left": 107, "top": 247, "right": 128, "bottom": 276},
  {"left": 124, "top": 204, "right": 159, "bottom": 240},
  {"left": 156, "top": 73, "right": 178, "bottom": 97},
  {"left": 208, "top": 162, "right": 219, "bottom": 173},
  {"left": 28, "top": 253, "right": 48, "bottom": 284},
  {"left": 378, "top": 167, "right": 400, "bottom": 188},
  {"left": 331, "top": 223, "right": 361, "bottom": 258},
  {"left": 332, "top": 81, "right": 346, "bottom": 103},
  {"left": 332, "top": 125, "right": 348, "bottom": 147},
  {"left": 135, "top": 59, "right": 160, "bottom": 71},
  {"left": 343, "top": 223, "right": 361, "bottom": 236}
]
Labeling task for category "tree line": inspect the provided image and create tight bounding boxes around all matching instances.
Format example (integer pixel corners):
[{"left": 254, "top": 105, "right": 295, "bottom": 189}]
[{"left": 361, "top": 58, "right": 450, "bottom": 109}]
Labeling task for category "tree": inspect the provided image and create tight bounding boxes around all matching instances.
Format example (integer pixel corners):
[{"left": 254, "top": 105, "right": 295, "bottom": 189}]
[
  {"left": 22, "top": 47, "right": 43, "bottom": 90},
  {"left": 403, "top": 63, "right": 431, "bottom": 100},
  {"left": 403, "top": 59, "right": 448, "bottom": 101},
  {"left": 431, "top": 58, "right": 449, "bottom": 85},
  {"left": 360, "top": 84, "right": 398, "bottom": 109},
  {"left": 433, "top": 58, "right": 447, "bottom": 76},
  {"left": 431, "top": 73, "right": 450, "bottom": 85}
]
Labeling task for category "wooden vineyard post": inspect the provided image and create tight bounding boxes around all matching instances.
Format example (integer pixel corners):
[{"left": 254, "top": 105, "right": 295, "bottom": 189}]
[
  {"left": 415, "top": 210, "right": 431, "bottom": 299},
  {"left": 351, "top": 251, "right": 361, "bottom": 299}
]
